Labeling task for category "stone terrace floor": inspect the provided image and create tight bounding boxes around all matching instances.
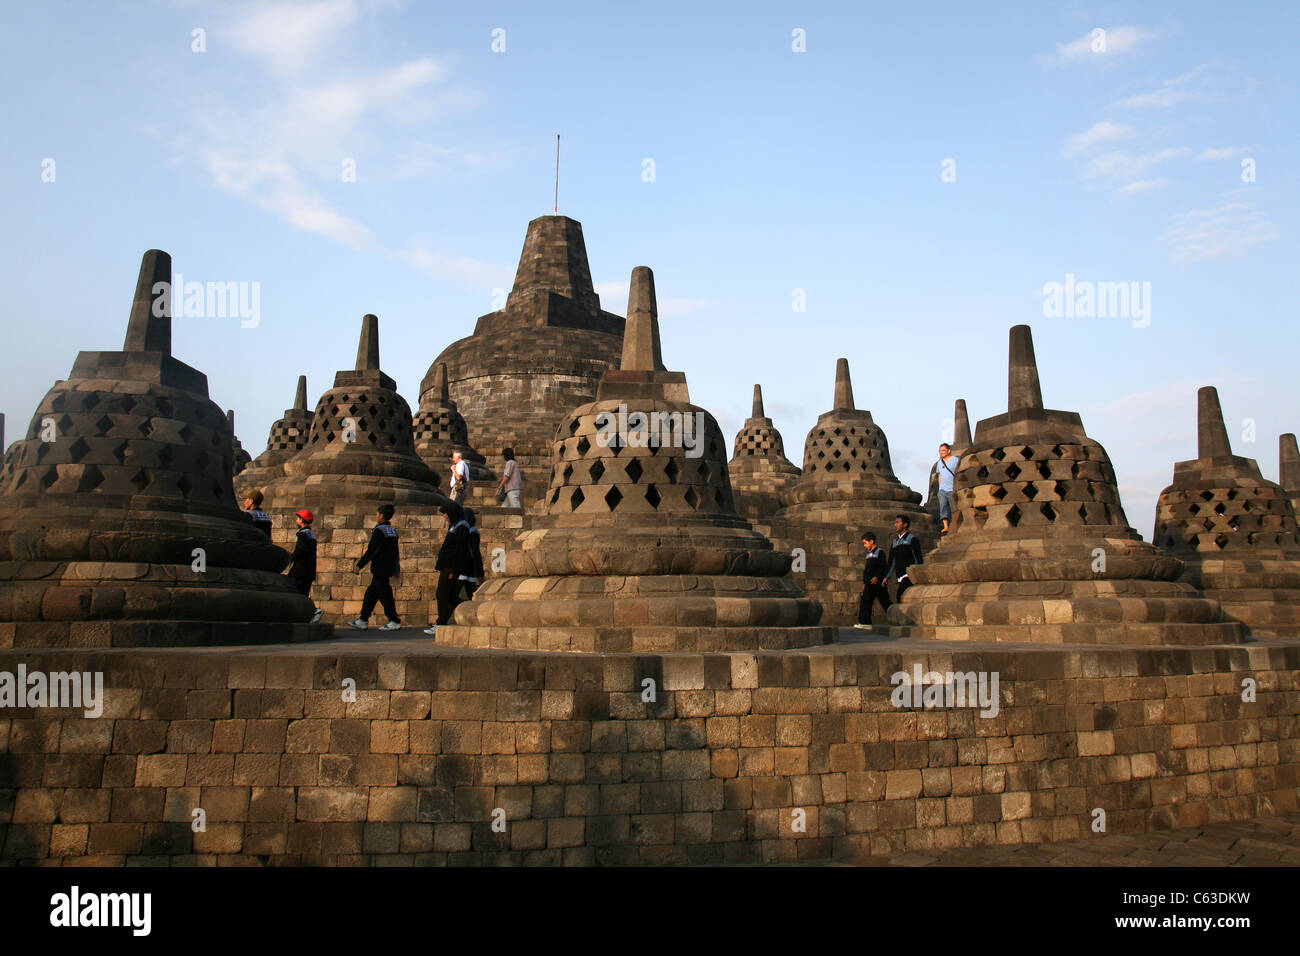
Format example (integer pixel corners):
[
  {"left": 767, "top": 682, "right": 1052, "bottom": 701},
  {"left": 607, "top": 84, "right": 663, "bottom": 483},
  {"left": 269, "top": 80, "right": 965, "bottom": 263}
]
[{"left": 829, "top": 813, "right": 1300, "bottom": 867}]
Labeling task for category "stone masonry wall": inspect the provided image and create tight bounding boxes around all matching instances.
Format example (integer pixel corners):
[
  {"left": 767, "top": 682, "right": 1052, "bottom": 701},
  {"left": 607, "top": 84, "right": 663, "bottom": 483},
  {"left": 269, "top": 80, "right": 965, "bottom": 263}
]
[{"left": 1, "top": 642, "right": 1297, "bottom": 865}]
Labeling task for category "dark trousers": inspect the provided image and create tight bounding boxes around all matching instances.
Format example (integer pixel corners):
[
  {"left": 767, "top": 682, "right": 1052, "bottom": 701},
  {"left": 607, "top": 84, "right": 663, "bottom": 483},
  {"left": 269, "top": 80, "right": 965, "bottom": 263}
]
[
  {"left": 292, "top": 577, "right": 313, "bottom": 597},
  {"left": 361, "top": 573, "right": 398, "bottom": 622},
  {"left": 435, "top": 572, "right": 462, "bottom": 625},
  {"left": 896, "top": 575, "right": 914, "bottom": 603},
  {"left": 459, "top": 579, "right": 479, "bottom": 602},
  {"left": 858, "top": 583, "right": 891, "bottom": 625}
]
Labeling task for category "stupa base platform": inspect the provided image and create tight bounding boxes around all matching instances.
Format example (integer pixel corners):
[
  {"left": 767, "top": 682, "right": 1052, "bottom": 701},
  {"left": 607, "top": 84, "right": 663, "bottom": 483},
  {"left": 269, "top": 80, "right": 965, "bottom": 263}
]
[
  {"left": 875, "top": 622, "right": 1244, "bottom": 645},
  {"left": 0, "top": 619, "right": 332, "bottom": 649},
  {"left": 433, "top": 623, "right": 837, "bottom": 653}
]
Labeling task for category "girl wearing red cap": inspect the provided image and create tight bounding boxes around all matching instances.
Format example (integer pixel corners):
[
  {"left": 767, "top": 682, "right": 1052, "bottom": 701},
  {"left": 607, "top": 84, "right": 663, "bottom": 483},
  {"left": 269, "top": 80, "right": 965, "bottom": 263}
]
[{"left": 288, "top": 509, "right": 324, "bottom": 623}]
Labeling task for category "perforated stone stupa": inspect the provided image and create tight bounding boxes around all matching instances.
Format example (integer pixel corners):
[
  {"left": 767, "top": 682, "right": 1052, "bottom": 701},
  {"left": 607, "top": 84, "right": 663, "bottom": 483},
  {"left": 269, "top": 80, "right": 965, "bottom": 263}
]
[
  {"left": 228, "top": 409, "right": 251, "bottom": 477},
  {"left": 885, "top": 325, "right": 1242, "bottom": 645},
  {"left": 412, "top": 362, "right": 492, "bottom": 483},
  {"left": 234, "top": 374, "right": 313, "bottom": 498},
  {"left": 438, "top": 266, "right": 832, "bottom": 652},
  {"left": 0, "top": 250, "right": 328, "bottom": 647},
  {"left": 1151, "top": 388, "right": 1300, "bottom": 637},
  {"left": 779, "top": 358, "right": 933, "bottom": 534},
  {"left": 727, "top": 384, "right": 801, "bottom": 520},
  {"left": 422, "top": 216, "right": 627, "bottom": 489}
]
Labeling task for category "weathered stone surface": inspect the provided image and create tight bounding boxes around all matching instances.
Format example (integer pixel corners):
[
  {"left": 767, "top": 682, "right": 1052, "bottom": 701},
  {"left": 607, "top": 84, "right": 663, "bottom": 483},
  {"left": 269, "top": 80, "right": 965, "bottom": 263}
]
[
  {"left": 886, "top": 326, "right": 1243, "bottom": 645},
  {"left": 228, "top": 410, "right": 251, "bottom": 478},
  {"left": 412, "top": 363, "right": 492, "bottom": 483},
  {"left": 440, "top": 267, "right": 831, "bottom": 652},
  {"left": 0, "top": 250, "right": 328, "bottom": 646},
  {"left": 1281, "top": 433, "right": 1300, "bottom": 533},
  {"left": 235, "top": 376, "right": 313, "bottom": 498},
  {"left": 1152, "top": 387, "right": 1300, "bottom": 636}
]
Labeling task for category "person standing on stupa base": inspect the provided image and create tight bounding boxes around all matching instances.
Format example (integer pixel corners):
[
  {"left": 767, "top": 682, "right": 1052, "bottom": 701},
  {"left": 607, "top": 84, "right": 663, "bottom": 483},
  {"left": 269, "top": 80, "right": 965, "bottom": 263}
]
[
  {"left": 449, "top": 451, "right": 470, "bottom": 504},
  {"left": 288, "top": 509, "right": 324, "bottom": 624},
  {"left": 885, "top": 514, "right": 924, "bottom": 602},
  {"left": 349, "top": 503, "right": 402, "bottom": 631},
  {"left": 243, "top": 489, "right": 272, "bottom": 537},
  {"left": 855, "top": 532, "right": 890, "bottom": 630},
  {"left": 425, "top": 501, "right": 473, "bottom": 636},
  {"left": 935, "top": 442, "right": 960, "bottom": 534},
  {"left": 496, "top": 447, "right": 523, "bottom": 508}
]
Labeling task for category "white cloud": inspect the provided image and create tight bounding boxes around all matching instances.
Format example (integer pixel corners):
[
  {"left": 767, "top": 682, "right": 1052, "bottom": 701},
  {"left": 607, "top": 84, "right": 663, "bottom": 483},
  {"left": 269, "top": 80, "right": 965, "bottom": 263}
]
[
  {"left": 1040, "top": 26, "right": 1154, "bottom": 67},
  {"left": 1160, "top": 194, "right": 1282, "bottom": 263},
  {"left": 1111, "top": 63, "right": 1214, "bottom": 110},
  {"left": 1062, "top": 121, "right": 1133, "bottom": 158},
  {"left": 395, "top": 246, "right": 511, "bottom": 288},
  {"left": 1084, "top": 147, "right": 1190, "bottom": 184},
  {"left": 1118, "top": 177, "right": 1168, "bottom": 194},
  {"left": 224, "top": 0, "right": 359, "bottom": 76},
  {"left": 1198, "top": 146, "right": 1247, "bottom": 160}
]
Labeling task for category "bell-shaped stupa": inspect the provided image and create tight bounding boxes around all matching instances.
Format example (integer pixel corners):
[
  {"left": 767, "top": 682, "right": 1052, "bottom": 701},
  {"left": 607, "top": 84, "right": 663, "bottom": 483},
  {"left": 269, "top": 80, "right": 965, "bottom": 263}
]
[
  {"left": 727, "top": 384, "right": 801, "bottom": 520},
  {"left": 1151, "top": 388, "right": 1300, "bottom": 636},
  {"left": 779, "top": 359, "right": 934, "bottom": 536},
  {"left": 885, "top": 326, "right": 1242, "bottom": 645},
  {"left": 0, "top": 250, "right": 327, "bottom": 647},
  {"left": 228, "top": 409, "right": 252, "bottom": 477},
  {"left": 439, "top": 266, "right": 832, "bottom": 653},
  {"left": 234, "top": 375, "right": 313, "bottom": 498},
  {"left": 412, "top": 362, "right": 493, "bottom": 483}
]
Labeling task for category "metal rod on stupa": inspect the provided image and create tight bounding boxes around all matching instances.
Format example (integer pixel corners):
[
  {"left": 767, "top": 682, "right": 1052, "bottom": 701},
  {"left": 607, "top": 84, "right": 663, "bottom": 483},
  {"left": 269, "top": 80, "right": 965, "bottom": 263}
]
[
  {"left": 1007, "top": 324, "right": 1044, "bottom": 411},
  {"left": 123, "top": 249, "right": 172, "bottom": 354},
  {"left": 1197, "top": 386, "right": 1233, "bottom": 459}
]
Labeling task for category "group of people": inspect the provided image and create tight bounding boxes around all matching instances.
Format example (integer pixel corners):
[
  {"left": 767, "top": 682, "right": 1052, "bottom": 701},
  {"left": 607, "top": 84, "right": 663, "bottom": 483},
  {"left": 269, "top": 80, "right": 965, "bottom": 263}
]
[
  {"left": 446, "top": 447, "right": 525, "bottom": 509},
  {"left": 854, "top": 443, "right": 961, "bottom": 630},
  {"left": 242, "top": 490, "right": 324, "bottom": 624}
]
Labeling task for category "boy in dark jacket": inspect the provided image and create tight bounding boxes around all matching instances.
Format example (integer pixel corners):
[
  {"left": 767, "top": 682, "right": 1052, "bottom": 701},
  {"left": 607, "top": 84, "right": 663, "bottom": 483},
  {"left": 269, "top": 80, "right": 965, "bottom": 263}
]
[
  {"left": 243, "top": 490, "right": 273, "bottom": 537},
  {"left": 424, "top": 502, "right": 473, "bottom": 635},
  {"left": 287, "top": 508, "right": 324, "bottom": 623},
  {"left": 349, "top": 504, "right": 401, "bottom": 631},
  {"left": 884, "top": 514, "right": 924, "bottom": 603},
  {"left": 460, "top": 507, "right": 485, "bottom": 601},
  {"left": 855, "top": 531, "right": 891, "bottom": 629}
]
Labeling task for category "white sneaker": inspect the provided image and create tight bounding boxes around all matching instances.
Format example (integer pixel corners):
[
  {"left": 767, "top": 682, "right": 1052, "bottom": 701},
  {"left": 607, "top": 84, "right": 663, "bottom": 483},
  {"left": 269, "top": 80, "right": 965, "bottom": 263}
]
[
  {"left": 310, "top": 609, "right": 324, "bottom": 624},
  {"left": 423, "top": 625, "right": 438, "bottom": 636},
  {"left": 347, "top": 619, "right": 368, "bottom": 630},
  {"left": 853, "top": 623, "right": 871, "bottom": 630},
  {"left": 380, "top": 621, "right": 402, "bottom": 631}
]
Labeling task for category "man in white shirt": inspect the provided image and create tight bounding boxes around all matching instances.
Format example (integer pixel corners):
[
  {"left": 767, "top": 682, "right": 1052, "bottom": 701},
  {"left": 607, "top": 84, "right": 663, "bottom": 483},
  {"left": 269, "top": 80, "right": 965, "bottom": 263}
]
[{"left": 449, "top": 451, "right": 470, "bottom": 504}]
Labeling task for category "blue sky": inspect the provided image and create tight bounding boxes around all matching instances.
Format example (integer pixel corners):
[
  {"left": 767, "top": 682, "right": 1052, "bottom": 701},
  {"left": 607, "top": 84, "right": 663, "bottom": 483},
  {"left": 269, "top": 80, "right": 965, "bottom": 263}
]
[{"left": 1, "top": 0, "right": 1296, "bottom": 534}]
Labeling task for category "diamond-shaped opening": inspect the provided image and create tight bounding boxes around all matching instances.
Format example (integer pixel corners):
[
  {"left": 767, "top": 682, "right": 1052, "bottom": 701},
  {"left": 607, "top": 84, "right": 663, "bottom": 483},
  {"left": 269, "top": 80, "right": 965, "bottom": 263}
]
[
  {"left": 1214, "top": 533, "right": 1228, "bottom": 550},
  {"left": 991, "top": 447, "right": 1007, "bottom": 462},
  {"left": 155, "top": 398, "right": 173, "bottom": 417},
  {"left": 75, "top": 465, "right": 103, "bottom": 493},
  {"left": 1005, "top": 504, "right": 1022, "bottom": 526},
  {"left": 684, "top": 486, "right": 699, "bottom": 509},
  {"left": 90, "top": 414, "right": 112, "bottom": 436},
  {"left": 665, "top": 458, "right": 680, "bottom": 483},
  {"left": 1040, "top": 502, "right": 1055, "bottom": 522},
  {"left": 1005, "top": 462, "right": 1021, "bottom": 480},
  {"left": 1037, "top": 462, "right": 1051, "bottom": 479},
  {"left": 1188, "top": 534, "right": 1200, "bottom": 548},
  {"left": 696, "top": 461, "right": 710, "bottom": 480},
  {"left": 569, "top": 418, "right": 581, "bottom": 436},
  {"left": 196, "top": 451, "right": 210, "bottom": 471},
  {"left": 368, "top": 405, "right": 379, "bottom": 417},
  {"left": 589, "top": 459, "right": 605, "bottom": 483},
  {"left": 1053, "top": 480, "right": 1068, "bottom": 499},
  {"left": 625, "top": 458, "right": 643, "bottom": 483},
  {"left": 1241, "top": 500, "right": 1253, "bottom": 512},
  {"left": 1199, "top": 490, "right": 1214, "bottom": 502},
  {"left": 1051, "top": 444, "right": 1063, "bottom": 457},
  {"left": 119, "top": 395, "right": 136, "bottom": 414},
  {"left": 38, "top": 468, "right": 56, "bottom": 490},
  {"left": 367, "top": 432, "right": 378, "bottom": 445},
  {"left": 977, "top": 466, "right": 990, "bottom": 481},
  {"left": 66, "top": 436, "right": 90, "bottom": 463},
  {"left": 576, "top": 436, "right": 591, "bottom": 456},
  {"left": 80, "top": 393, "right": 100, "bottom": 412},
  {"left": 604, "top": 485, "right": 623, "bottom": 510},
  {"left": 177, "top": 474, "right": 192, "bottom": 497},
  {"left": 1020, "top": 446, "right": 1034, "bottom": 459},
  {"left": 1213, "top": 503, "right": 1226, "bottom": 515},
  {"left": 1188, "top": 503, "right": 1200, "bottom": 515},
  {"left": 991, "top": 485, "right": 1007, "bottom": 500},
  {"left": 130, "top": 468, "right": 150, "bottom": 493},
  {"left": 832, "top": 427, "right": 842, "bottom": 436},
  {"left": 833, "top": 449, "right": 842, "bottom": 459},
  {"left": 645, "top": 484, "right": 661, "bottom": 509},
  {"left": 1023, "top": 482, "right": 1038, "bottom": 500},
  {"left": 1202, "top": 518, "right": 1214, "bottom": 531},
  {"left": 178, "top": 424, "right": 192, "bottom": 443},
  {"left": 569, "top": 487, "right": 585, "bottom": 511},
  {"left": 562, "top": 463, "right": 574, "bottom": 483},
  {"left": 1226, "top": 489, "right": 1238, "bottom": 500}
]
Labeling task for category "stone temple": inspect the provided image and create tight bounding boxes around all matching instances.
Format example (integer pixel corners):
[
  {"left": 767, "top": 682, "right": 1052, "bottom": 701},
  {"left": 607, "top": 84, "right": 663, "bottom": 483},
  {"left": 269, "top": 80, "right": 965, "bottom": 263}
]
[
  {"left": 1152, "top": 387, "right": 1300, "bottom": 637},
  {"left": 440, "top": 266, "right": 831, "bottom": 652},
  {"left": 422, "top": 216, "right": 627, "bottom": 493},
  {"left": 0, "top": 250, "right": 328, "bottom": 647},
  {"left": 1281, "top": 432, "right": 1300, "bottom": 532},
  {"left": 885, "top": 325, "right": 1242, "bottom": 644},
  {"left": 412, "top": 362, "right": 492, "bottom": 484}
]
